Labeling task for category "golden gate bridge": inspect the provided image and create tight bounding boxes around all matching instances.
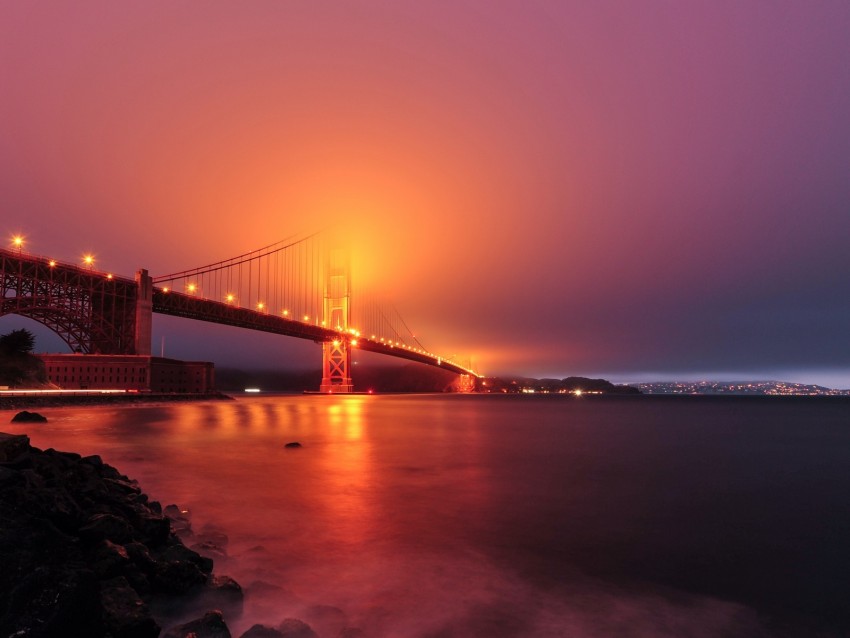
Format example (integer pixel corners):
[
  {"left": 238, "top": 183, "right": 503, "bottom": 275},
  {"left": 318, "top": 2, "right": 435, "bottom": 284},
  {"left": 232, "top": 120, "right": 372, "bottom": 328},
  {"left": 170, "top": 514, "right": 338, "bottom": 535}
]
[{"left": 0, "top": 233, "right": 478, "bottom": 392}]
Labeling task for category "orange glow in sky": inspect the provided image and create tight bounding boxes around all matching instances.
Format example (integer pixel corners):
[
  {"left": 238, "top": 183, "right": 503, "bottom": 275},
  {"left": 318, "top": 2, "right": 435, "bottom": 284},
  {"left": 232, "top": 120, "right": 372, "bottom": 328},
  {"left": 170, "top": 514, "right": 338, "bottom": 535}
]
[{"left": 2, "top": 2, "right": 850, "bottom": 384}]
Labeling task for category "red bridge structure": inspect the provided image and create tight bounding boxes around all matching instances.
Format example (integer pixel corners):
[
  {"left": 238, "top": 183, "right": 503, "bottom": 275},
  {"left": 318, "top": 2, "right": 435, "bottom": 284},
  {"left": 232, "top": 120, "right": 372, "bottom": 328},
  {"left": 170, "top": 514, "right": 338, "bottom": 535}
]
[{"left": 0, "top": 234, "right": 478, "bottom": 392}]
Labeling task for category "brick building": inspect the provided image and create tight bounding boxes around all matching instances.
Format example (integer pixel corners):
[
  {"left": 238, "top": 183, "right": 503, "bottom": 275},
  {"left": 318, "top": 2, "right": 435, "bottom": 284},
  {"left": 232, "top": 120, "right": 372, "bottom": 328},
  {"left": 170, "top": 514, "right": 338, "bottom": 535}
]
[{"left": 37, "top": 354, "right": 215, "bottom": 394}]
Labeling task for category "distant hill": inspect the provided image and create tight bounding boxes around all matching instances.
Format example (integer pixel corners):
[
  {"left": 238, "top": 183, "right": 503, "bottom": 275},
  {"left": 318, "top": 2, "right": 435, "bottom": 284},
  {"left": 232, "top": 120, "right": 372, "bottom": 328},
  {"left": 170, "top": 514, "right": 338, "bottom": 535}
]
[
  {"left": 480, "top": 375, "right": 641, "bottom": 394},
  {"left": 633, "top": 380, "right": 850, "bottom": 396}
]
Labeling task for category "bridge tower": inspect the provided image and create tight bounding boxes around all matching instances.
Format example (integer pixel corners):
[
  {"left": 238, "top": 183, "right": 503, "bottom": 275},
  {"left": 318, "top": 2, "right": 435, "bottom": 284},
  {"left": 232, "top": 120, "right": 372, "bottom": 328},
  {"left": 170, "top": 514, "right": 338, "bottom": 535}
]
[
  {"left": 134, "top": 269, "right": 153, "bottom": 356},
  {"left": 319, "top": 244, "right": 353, "bottom": 393}
]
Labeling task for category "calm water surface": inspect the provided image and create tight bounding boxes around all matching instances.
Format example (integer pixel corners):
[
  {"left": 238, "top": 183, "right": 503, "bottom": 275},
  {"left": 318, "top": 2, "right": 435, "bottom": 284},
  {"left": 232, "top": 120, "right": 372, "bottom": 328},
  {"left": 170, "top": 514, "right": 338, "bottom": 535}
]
[{"left": 6, "top": 394, "right": 850, "bottom": 637}]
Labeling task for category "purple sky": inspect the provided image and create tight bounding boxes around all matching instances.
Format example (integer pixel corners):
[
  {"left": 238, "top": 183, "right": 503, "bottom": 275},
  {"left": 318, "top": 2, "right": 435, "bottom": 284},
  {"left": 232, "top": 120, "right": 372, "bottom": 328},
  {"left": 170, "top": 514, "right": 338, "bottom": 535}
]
[{"left": 2, "top": 2, "right": 849, "bottom": 386}]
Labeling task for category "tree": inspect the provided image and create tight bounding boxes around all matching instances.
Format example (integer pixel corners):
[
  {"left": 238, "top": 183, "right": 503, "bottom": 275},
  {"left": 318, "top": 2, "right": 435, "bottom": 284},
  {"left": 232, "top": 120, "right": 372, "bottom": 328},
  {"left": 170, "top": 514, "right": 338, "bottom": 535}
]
[
  {"left": 0, "top": 328, "right": 46, "bottom": 387},
  {"left": 0, "top": 329, "right": 36, "bottom": 356}
]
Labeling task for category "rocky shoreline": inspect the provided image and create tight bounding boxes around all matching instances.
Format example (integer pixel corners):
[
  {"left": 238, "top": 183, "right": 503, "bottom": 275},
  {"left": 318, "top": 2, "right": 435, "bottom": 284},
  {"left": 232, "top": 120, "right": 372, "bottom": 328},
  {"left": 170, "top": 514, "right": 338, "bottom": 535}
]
[{"left": 0, "top": 430, "right": 349, "bottom": 638}]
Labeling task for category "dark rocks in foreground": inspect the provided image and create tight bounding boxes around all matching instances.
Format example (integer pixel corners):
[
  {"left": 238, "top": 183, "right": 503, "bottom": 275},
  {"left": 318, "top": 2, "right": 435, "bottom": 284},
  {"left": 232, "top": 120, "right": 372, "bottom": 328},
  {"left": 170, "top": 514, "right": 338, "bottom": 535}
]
[
  {"left": 0, "top": 431, "right": 366, "bottom": 638},
  {"left": 0, "top": 431, "right": 242, "bottom": 638}
]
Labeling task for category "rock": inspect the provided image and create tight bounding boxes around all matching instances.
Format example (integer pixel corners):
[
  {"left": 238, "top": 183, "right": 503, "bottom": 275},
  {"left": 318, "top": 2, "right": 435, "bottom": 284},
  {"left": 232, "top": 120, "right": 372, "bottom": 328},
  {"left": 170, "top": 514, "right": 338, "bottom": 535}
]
[
  {"left": 191, "top": 539, "right": 228, "bottom": 562},
  {"left": 100, "top": 575, "right": 160, "bottom": 638},
  {"left": 0, "top": 432, "right": 30, "bottom": 461},
  {"left": 284, "top": 441, "right": 302, "bottom": 448},
  {"left": 157, "top": 543, "right": 215, "bottom": 574},
  {"left": 92, "top": 539, "right": 132, "bottom": 579},
  {"left": 196, "top": 522, "right": 229, "bottom": 548},
  {"left": 10, "top": 410, "right": 48, "bottom": 423},
  {"left": 303, "top": 604, "right": 347, "bottom": 637},
  {"left": 152, "top": 558, "right": 209, "bottom": 594},
  {"left": 240, "top": 624, "right": 285, "bottom": 638},
  {"left": 164, "top": 503, "right": 193, "bottom": 537},
  {"left": 163, "top": 610, "right": 232, "bottom": 638},
  {"left": 278, "top": 618, "right": 319, "bottom": 638},
  {"left": 0, "top": 435, "right": 245, "bottom": 638},
  {"left": 0, "top": 566, "right": 103, "bottom": 638},
  {"left": 79, "top": 512, "right": 136, "bottom": 544}
]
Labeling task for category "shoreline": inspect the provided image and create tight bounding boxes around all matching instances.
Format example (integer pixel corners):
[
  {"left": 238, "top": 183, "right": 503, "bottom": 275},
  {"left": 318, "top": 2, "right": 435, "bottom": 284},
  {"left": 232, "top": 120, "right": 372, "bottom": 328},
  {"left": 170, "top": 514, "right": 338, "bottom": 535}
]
[{"left": 0, "top": 391, "right": 233, "bottom": 411}]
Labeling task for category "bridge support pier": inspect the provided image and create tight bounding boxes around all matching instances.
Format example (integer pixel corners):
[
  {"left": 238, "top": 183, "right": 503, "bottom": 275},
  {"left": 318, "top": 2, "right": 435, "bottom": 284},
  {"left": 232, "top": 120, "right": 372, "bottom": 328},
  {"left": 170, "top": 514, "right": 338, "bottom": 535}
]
[
  {"left": 320, "top": 339, "right": 353, "bottom": 393},
  {"left": 455, "top": 374, "right": 476, "bottom": 393}
]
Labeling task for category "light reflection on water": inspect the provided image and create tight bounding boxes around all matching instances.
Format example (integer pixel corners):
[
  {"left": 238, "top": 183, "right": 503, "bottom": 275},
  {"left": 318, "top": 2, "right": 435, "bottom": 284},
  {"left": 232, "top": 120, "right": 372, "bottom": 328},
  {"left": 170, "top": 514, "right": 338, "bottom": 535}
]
[{"left": 6, "top": 395, "right": 850, "bottom": 637}]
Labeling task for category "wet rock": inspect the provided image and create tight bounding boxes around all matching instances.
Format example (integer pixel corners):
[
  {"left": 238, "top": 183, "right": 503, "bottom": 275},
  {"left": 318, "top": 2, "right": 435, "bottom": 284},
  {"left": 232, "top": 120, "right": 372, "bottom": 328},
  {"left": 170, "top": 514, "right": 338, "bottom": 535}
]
[
  {"left": 163, "top": 610, "right": 232, "bottom": 638},
  {"left": 180, "top": 574, "right": 244, "bottom": 620},
  {"left": 284, "top": 441, "right": 302, "bottom": 448},
  {"left": 240, "top": 624, "right": 285, "bottom": 638},
  {"left": 278, "top": 618, "right": 319, "bottom": 638},
  {"left": 164, "top": 503, "right": 194, "bottom": 537},
  {"left": 0, "top": 566, "right": 102, "bottom": 638},
  {"left": 93, "top": 539, "right": 132, "bottom": 578},
  {"left": 152, "top": 558, "right": 209, "bottom": 594},
  {"left": 100, "top": 575, "right": 160, "bottom": 638},
  {"left": 0, "top": 434, "right": 244, "bottom": 638},
  {"left": 197, "top": 522, "right": 229, "bottom": 548},
  {"left": 303, "top": 604, "right": 347, "bottom": 637},
  {"left": 158, "top": 542, "right": 214, "bottom": 574},
  {"left": 79, "top": 512, "right": 136, "bottom": 544},
  {"left": 0, "top": 432, "right": 30, "bottom": 461},
  {"left": 10, "top": 410, "right": 47, "bottom": 423}
]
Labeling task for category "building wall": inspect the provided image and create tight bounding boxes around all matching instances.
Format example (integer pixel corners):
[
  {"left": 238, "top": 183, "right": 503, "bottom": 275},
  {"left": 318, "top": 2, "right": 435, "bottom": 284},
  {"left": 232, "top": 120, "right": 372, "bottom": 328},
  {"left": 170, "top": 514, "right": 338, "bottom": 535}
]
[
  {"left": 37, "top": 354, "right": 214, "bottom": 393},
  {"left": 150, "top": 359, "right": 215, "bottom": 394}
]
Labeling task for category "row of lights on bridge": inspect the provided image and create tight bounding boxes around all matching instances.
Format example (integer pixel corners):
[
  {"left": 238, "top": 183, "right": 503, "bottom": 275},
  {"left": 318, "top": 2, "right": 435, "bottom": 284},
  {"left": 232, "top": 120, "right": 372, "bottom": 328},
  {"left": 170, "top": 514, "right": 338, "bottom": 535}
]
[
  {"left": 161, "top": 281, "right": 441, "bottom": 358},
  {"left": 11, "top": 235, "right": 112, "bottom": 278},
  {"left": 11, "top": 234, "right": 476, "bottom": 375}
]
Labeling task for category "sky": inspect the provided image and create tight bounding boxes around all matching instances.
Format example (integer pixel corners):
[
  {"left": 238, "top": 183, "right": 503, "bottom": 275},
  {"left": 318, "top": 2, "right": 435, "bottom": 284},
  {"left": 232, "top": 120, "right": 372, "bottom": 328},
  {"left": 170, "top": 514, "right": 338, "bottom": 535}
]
[{"left": 2, "top": 1, "right": 850, "bottom": 387}]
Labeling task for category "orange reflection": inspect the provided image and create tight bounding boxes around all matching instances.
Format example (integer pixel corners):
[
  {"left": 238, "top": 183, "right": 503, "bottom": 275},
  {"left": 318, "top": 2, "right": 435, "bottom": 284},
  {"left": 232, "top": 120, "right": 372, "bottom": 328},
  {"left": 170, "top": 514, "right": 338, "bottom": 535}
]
[{"left": 318, "top": 397, "right": 372, "bottom": 547}]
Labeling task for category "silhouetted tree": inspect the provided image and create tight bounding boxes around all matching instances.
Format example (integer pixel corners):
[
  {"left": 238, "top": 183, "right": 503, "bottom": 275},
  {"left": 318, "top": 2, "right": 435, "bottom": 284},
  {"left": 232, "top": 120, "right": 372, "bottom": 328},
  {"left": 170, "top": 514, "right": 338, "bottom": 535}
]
[
  {"left": 0, "top": 329, "right": 36, "bottom": 356},
  {"left": 0, "top": 329, "right": 45, "bottom": 387}
]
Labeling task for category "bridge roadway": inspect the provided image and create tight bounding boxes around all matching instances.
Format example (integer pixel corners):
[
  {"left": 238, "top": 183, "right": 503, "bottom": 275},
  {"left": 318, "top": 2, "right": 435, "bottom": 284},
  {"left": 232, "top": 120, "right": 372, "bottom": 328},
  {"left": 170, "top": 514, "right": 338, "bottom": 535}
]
[
  {"left": 152, "top": 288, "right": 475, "bottom": 377},
  {"left": 0, "top": 248, "right": 476, "bottom": 378}
]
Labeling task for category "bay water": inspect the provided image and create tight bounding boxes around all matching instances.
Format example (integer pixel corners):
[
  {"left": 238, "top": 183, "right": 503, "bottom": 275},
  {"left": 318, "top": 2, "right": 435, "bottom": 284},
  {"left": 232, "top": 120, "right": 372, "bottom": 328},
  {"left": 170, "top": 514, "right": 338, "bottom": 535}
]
[{"left": 6, "top": 394, "right": 850, "bottom": 637}]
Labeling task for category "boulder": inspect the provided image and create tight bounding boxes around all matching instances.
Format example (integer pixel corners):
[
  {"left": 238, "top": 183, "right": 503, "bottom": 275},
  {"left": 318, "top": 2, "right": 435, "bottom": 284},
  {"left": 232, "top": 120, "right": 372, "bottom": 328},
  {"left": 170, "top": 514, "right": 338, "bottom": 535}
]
[
  {"left": 284, "top": 441, "right": 302, "bottom": 448},
  {"left": 10, "top": 410, "right": 47, "bottom": 423},
  {"left": 0, "top": 432, "right": 30, "bottom": 461},
  {"left": 163, "top": 610, "right": 232, "bottom": 638},
  {"left": 240, "top": 624, "right": 285, "bottom": 638},
  {"left": 100, "top": 575, "right": 160, "bottom": 638},
  {"left": 278, "top": 617, "right": 319, "bottom": 638}
]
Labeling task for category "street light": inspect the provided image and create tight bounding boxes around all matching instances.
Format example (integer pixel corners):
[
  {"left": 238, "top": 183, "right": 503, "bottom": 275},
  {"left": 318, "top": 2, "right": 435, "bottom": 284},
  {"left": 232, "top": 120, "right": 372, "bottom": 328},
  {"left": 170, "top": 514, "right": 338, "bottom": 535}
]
[
  {"left": 82, "top": 254, "right": 94, "bottom": 269},
  {"left": 11, "top": 235, "right": 24, "bottom": 253}
]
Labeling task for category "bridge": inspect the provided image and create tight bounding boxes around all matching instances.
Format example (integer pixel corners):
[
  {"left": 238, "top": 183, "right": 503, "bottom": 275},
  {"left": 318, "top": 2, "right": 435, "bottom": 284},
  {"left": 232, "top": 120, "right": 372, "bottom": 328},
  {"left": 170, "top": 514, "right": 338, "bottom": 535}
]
[{"left": 0, "top": 234, "right": 478, "bottom": 392}]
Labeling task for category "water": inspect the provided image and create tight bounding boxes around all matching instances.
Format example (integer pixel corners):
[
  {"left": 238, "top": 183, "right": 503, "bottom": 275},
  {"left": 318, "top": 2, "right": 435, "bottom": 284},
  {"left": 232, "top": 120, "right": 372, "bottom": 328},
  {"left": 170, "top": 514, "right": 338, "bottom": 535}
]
[{"left": 5, "top": 394, "right": 850, "bottom": 637}]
